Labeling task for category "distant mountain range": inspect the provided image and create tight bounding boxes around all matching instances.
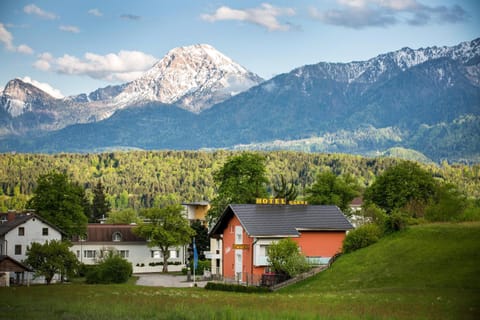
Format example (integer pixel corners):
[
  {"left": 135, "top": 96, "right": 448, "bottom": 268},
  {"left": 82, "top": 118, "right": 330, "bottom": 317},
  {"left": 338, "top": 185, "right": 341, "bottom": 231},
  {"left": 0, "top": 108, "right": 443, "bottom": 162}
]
[{"left": 1, "top": 39, "right": 479, "bottom": 163}]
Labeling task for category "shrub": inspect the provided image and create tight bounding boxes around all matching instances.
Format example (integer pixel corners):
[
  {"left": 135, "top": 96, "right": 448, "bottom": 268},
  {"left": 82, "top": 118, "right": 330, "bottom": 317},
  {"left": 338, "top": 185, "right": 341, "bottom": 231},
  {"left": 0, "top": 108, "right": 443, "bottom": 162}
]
[
  {"left": 76, "top": 263, "right": 96, "bottom": 277},
  {"left": 342, "top": 224, "right": 383, "bottom": 253},
  {"left": 86, "top": 252, "right": 132, "bottom": 284},
  {"left": 183, "top": 260, "right": 211, "bottom": 275},
  {"left": 384, "top": 210, "right": 409, "bottom": 234},
  {"left": 425, "top": 183, "right": 468, "bottom": 222},
  {"left": 267, "top": 238, "right": 310, "bottom": 278},
  {"left": 205, "top": 282, "right": 271, "bottom": 293}
]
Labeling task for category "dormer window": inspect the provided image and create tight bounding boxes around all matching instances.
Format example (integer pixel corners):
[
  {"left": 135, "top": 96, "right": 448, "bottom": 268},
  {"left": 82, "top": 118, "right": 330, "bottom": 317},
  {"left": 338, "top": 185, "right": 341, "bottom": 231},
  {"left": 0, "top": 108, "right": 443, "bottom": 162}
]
[{"left": 112, "top": 232, "right": 122, "bottom": 242}]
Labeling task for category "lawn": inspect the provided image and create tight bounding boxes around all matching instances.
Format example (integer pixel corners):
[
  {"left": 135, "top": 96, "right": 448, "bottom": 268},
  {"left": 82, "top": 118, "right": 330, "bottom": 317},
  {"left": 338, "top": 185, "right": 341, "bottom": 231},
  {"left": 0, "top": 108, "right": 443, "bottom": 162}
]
[{"left": 1, "top": 222, "right": 479, "bottom": 320}]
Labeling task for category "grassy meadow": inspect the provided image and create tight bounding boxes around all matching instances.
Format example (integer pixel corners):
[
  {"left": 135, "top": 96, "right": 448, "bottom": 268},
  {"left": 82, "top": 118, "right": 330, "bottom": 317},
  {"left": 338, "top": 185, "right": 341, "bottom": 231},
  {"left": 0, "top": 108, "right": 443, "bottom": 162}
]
[{"left": 1, "top": 222, "right": 479, "bottom": 320}]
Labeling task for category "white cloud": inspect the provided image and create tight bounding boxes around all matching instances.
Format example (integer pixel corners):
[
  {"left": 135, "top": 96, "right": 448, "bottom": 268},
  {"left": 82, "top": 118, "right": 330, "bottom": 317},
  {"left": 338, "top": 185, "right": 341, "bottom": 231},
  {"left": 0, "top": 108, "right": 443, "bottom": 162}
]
[
  {"left": 310, "top": 0, "right": 467, "bottom": 28},
  {"left": 0, "top": 23, "right": 15, "bottom": 51},
  {"left": 88, "top": 8, "right": 103, "bottom": 17},
  {"left": 201, "top": 3, "right": 295, "bottom": 31},
  {"left": 0, "top": 23, "right": 34, "bottom": 54},
  {"left": 59, "top": 25, "right": 80, "bottom": 33},
  {"left": 20, "top": 76, "right": 64, "bottom": 98},
  {"left": 17, "top": 44, "right": 34, "bottom": 54},
  {"left": 34, "top": 50, "right": 158, "bottom": 82},
  {"left": 23, "top": 4, "right": 58, "bottom": 20}
]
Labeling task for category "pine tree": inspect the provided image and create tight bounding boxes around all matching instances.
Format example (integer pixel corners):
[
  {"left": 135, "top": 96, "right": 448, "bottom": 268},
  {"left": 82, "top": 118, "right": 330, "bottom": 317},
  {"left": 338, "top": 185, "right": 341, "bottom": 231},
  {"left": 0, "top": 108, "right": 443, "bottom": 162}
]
[{"left": 91, "top": 181, "right": 111, "bottom": 222}]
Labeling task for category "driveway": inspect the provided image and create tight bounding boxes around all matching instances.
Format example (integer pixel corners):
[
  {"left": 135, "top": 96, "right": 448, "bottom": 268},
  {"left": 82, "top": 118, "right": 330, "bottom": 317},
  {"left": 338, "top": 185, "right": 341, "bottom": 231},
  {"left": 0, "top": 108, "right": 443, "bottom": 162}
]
[{"left": 135, "top": 273, "right": 208, "bottom": 288}]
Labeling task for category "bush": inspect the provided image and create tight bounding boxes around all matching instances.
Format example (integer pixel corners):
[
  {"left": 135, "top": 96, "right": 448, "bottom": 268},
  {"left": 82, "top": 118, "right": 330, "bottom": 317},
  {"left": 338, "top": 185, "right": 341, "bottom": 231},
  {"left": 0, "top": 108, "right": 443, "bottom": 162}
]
[
  {"left": 425, "top": 183, "right": 468, "bottom": 222},
  {"left": 182, "top": 260, "right": 211, "bottom": 275},
  {"left": 342, "top": 224, "right": 383, "bottom": 253},
  {"left": 86, "top": 252, "right": 132, "bottom": 284},
  {"left": 76, "top": 263, "right": 96, "bottom": 278},
  {"left": 205, "top": 282, "right": 271, "bottom": 293},
  {"left": 267, "top": 238, "right": 310, "bottom": 277},
  {"left": 384, "top": 210, "right": 409, "bottom": 234}
]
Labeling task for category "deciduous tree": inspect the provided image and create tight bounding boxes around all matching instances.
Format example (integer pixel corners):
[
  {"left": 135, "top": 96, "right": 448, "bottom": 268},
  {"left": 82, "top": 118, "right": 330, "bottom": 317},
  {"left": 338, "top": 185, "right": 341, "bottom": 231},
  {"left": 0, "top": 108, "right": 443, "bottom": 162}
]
[
  {"left": 364, "top": 161, "right": 437, "bottom": 213},
  {"left": 305, "top": 171, "right": 360, "bottom": 212},
  {"left": 134, "top": 205, "right": 194, "bottom": 272},
  {"left": 27, "top": 172, "right": 88, "bottom": 238},
  {"left": 208, "top": 153, "right": 269, "bottom": 223},
  {"left": 24, "top": 240, "right": 78, "bottom": 284}
]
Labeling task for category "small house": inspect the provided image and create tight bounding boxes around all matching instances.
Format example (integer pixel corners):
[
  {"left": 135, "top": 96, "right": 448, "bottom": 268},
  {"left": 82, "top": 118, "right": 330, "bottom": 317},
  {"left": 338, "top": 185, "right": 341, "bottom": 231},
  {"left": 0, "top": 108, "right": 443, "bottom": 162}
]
[{"left": 209, "top": 204, "right": 353, "bottom": 285}]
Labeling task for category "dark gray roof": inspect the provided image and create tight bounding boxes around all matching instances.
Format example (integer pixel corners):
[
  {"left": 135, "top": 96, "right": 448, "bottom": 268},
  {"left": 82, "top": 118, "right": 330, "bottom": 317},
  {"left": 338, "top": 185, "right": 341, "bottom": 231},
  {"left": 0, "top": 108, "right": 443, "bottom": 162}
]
[{"left": 210, "top": 204, "right": 353, "bottom": 237}]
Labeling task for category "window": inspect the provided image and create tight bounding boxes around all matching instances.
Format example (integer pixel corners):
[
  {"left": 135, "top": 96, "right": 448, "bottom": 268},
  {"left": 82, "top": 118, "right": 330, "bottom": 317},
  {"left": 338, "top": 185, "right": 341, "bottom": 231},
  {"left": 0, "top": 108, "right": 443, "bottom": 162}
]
[
  {"left": 112, "top": 232, "right": 122, "bottom": 242},
  {"left": 18, "top": 227, "right": 25, "bottom": 236},
  {"left": 84, "top": 250, "right": 96, "bottom": 259},
  {"left": 42, "top": 228, "right": 48, "bottom": 236},
  {"left": 76, "top": 250, "right": 80, "bottom": 258},
  {"left": 119, "top": 250, "right": 129, "bottom": 258},
  {"left": 151, "top": 250, "right": 161, "bottom": 259},
  {"left": 14, "top": 245, "right": 22, "bottom": 255},
  {"left": 169, "top": 250, "right": 179, "bottom": 259}
]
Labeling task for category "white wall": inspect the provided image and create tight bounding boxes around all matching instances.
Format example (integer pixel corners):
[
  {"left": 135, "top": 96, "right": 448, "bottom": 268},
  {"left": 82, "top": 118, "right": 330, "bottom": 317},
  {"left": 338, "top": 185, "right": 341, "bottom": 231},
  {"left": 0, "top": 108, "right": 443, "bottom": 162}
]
[
  {"left": 206, "top": 238, "right": 222, "bottom": 275},
  {"left": 1, "top": 216, "right": 63, "bottom": 284},
  {"left": 3, "top": 217, "right": 62, "bottom": 262},
  {"left": 70, "top": 243, "right": 186, "bottom": 273}
]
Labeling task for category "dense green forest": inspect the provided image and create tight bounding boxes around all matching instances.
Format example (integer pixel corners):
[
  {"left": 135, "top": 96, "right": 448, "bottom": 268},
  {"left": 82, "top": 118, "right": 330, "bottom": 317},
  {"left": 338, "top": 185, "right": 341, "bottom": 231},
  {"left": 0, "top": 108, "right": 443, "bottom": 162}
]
[{"left": 1, "top": 151, "right": 479, "bottom": 212}]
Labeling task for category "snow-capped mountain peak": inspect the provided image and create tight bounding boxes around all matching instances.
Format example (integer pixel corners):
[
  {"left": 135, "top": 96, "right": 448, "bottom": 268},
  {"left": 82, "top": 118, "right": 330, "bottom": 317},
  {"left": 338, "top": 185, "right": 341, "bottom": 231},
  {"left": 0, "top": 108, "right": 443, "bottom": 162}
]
[
  {"left": 1, "top": 78, "right": 58, "bottom": 118},
  {"left": 113, "top": 44, "right": 263, "bottom": 113}
]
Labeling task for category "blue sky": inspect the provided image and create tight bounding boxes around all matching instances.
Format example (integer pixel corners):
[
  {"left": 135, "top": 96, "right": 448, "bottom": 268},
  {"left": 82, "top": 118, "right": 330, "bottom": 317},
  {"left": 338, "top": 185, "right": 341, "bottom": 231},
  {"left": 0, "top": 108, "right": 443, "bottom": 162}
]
[{"left": 0, "top": 0, "right": 479, "bottom": 97}]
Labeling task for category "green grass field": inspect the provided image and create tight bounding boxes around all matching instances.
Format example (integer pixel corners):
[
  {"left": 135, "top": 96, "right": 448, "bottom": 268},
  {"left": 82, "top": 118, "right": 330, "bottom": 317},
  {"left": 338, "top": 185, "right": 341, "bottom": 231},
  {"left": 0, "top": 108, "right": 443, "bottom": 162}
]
[{"left": 1, "top": 222, "right": 479, "bottom": 320}]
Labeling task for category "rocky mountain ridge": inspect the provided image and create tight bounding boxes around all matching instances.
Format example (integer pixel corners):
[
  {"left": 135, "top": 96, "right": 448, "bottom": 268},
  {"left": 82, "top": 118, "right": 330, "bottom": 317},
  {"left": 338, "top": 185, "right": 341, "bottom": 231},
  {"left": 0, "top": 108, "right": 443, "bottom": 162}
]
[{"left": 0, "top": 38, "right": 478, "bottom": 162}]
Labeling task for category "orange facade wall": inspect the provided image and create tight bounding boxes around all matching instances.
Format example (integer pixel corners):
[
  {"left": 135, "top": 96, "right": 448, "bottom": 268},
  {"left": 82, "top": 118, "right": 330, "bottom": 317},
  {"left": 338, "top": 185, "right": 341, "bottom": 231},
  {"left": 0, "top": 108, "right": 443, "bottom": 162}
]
[
  {"left": 292, "top": 231, "right": 346, "bottom": 257},
  {"left": 222, "top": 218, "right": 347, "bottom": 283},
  {"left": 222, "top": 215, "right": 254, "bottom": 282}
]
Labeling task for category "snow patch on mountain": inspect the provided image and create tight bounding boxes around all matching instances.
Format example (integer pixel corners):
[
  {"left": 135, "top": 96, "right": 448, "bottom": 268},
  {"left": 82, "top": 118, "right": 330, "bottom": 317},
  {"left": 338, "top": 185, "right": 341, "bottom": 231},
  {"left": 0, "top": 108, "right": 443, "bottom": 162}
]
[
  {"left": 19, "top": 77, "right": 64, "bottom": 99},
  {"left": 112, "top": 44, "right": 263, "bottom": 113}
]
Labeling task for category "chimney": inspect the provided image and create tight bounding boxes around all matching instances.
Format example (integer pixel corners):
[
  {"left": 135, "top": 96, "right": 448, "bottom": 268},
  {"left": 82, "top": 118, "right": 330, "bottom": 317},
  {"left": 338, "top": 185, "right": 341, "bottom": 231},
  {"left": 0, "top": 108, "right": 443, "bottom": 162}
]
[{"left": 7, "top": 211, "right": 17, "bottom": 222}]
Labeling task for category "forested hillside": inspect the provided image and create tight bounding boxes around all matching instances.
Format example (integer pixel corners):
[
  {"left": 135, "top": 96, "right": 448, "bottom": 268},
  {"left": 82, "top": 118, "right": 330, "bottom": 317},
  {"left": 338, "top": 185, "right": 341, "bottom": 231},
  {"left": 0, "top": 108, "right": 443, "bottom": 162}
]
[{"left": 1, "top": 151, "right": 479, "bottom": 211}]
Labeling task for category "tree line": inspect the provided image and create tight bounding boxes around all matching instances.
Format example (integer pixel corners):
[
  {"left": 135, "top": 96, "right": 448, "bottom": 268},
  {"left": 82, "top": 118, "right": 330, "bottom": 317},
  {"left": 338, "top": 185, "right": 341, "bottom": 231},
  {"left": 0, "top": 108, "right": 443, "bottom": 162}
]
[{"left": 1, "top": 150, "right": 479, "bottom": 212}]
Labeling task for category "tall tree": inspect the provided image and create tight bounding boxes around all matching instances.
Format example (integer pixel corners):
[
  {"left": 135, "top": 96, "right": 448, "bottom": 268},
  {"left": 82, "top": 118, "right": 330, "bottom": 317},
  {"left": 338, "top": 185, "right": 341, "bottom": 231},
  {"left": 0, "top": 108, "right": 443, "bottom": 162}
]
[
  {"left": 24, "top": 240, "right": 79, "bottom": 285},
  {"left": 90, "top": 181, "right": 111, "bottom": 222},
  {"left": 208, "top": 153, "right": 269, "bottom": 223},
  {"left": 27, "top": 172, "right": 88, "bottom": 238},
  {"left": 133, "top": 205, "right": 194, "bottom": 272},
  {"left": 273, "top": 175, "right": 298, "bottom": 202},
  {"left": 305, "top": 171, "right": 360, "bottom": 212},
  {"left": 364, "top": 161, "right": 437, "bottom": 213},
  {"left": 190, "top": 220, "right": 209, "bottom": 260}
]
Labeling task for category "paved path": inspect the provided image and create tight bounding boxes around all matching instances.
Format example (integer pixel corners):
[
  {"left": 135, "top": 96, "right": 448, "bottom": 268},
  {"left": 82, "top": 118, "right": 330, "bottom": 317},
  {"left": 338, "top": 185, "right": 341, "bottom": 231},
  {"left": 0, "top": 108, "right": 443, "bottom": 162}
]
[{"left": 135, "top": 273, "right": 208, "bottom": 288}]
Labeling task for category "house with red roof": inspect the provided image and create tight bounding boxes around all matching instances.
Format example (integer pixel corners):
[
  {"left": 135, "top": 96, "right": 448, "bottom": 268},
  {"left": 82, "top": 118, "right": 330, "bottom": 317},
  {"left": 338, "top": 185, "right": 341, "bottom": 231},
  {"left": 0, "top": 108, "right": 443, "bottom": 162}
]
[{"left": 71, "top": 224, "right": 186, "bottom": 273}]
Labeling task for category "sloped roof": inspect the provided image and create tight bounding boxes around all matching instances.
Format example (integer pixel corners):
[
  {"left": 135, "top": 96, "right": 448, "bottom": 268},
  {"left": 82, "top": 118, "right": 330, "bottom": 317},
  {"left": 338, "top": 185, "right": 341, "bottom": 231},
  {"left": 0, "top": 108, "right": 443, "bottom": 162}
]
[
  {"left": 210, "top": 204, "right": 353, "bottom": 238},
  {"left": 0, "top": 212, "right": 65, "bottom": 237},
  {"left": 72, "top": 224, "right": 145, "bottom": 243},
  {"left": 0, "top": 255, "right": 33, "bottom": 272}
]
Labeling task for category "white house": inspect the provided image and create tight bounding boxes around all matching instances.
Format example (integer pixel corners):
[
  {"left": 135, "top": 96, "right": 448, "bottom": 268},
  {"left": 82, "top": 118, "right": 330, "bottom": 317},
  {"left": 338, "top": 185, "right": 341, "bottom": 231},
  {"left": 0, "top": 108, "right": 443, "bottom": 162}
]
[
  {"left": 0, "top": 211, "right": 64, "bottom": 285},
  {"left": 70, "top": 224, "right": 186, "bottom": 273}
]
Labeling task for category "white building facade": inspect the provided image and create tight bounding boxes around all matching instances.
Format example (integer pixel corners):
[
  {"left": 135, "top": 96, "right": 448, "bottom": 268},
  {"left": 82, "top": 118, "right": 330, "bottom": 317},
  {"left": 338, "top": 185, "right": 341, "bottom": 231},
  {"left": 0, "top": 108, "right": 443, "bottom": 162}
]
[
  {"left": 0, "top": 211, "right": 64, "bottom": 285},
  {"left": 71, "top": 224, "right": 186, "bottom": 273}
]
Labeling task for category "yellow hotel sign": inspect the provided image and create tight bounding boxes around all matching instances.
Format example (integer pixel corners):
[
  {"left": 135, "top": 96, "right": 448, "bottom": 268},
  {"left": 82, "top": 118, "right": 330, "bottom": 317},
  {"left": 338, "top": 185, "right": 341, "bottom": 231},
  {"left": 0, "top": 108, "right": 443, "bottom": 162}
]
[
  {"left": 256, "top": 198, "right": 308, "bottom": 205},
  {"left": 233, "top": 244, "right": 249, "bottom": 249}
]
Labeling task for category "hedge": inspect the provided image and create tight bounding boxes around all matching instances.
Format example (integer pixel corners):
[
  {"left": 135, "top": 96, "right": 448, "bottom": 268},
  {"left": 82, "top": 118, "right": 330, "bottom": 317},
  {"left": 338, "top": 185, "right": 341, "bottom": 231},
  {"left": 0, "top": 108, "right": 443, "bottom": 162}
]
[{"left": 205, "top": 282, "right": 271, "bottom": 293}]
